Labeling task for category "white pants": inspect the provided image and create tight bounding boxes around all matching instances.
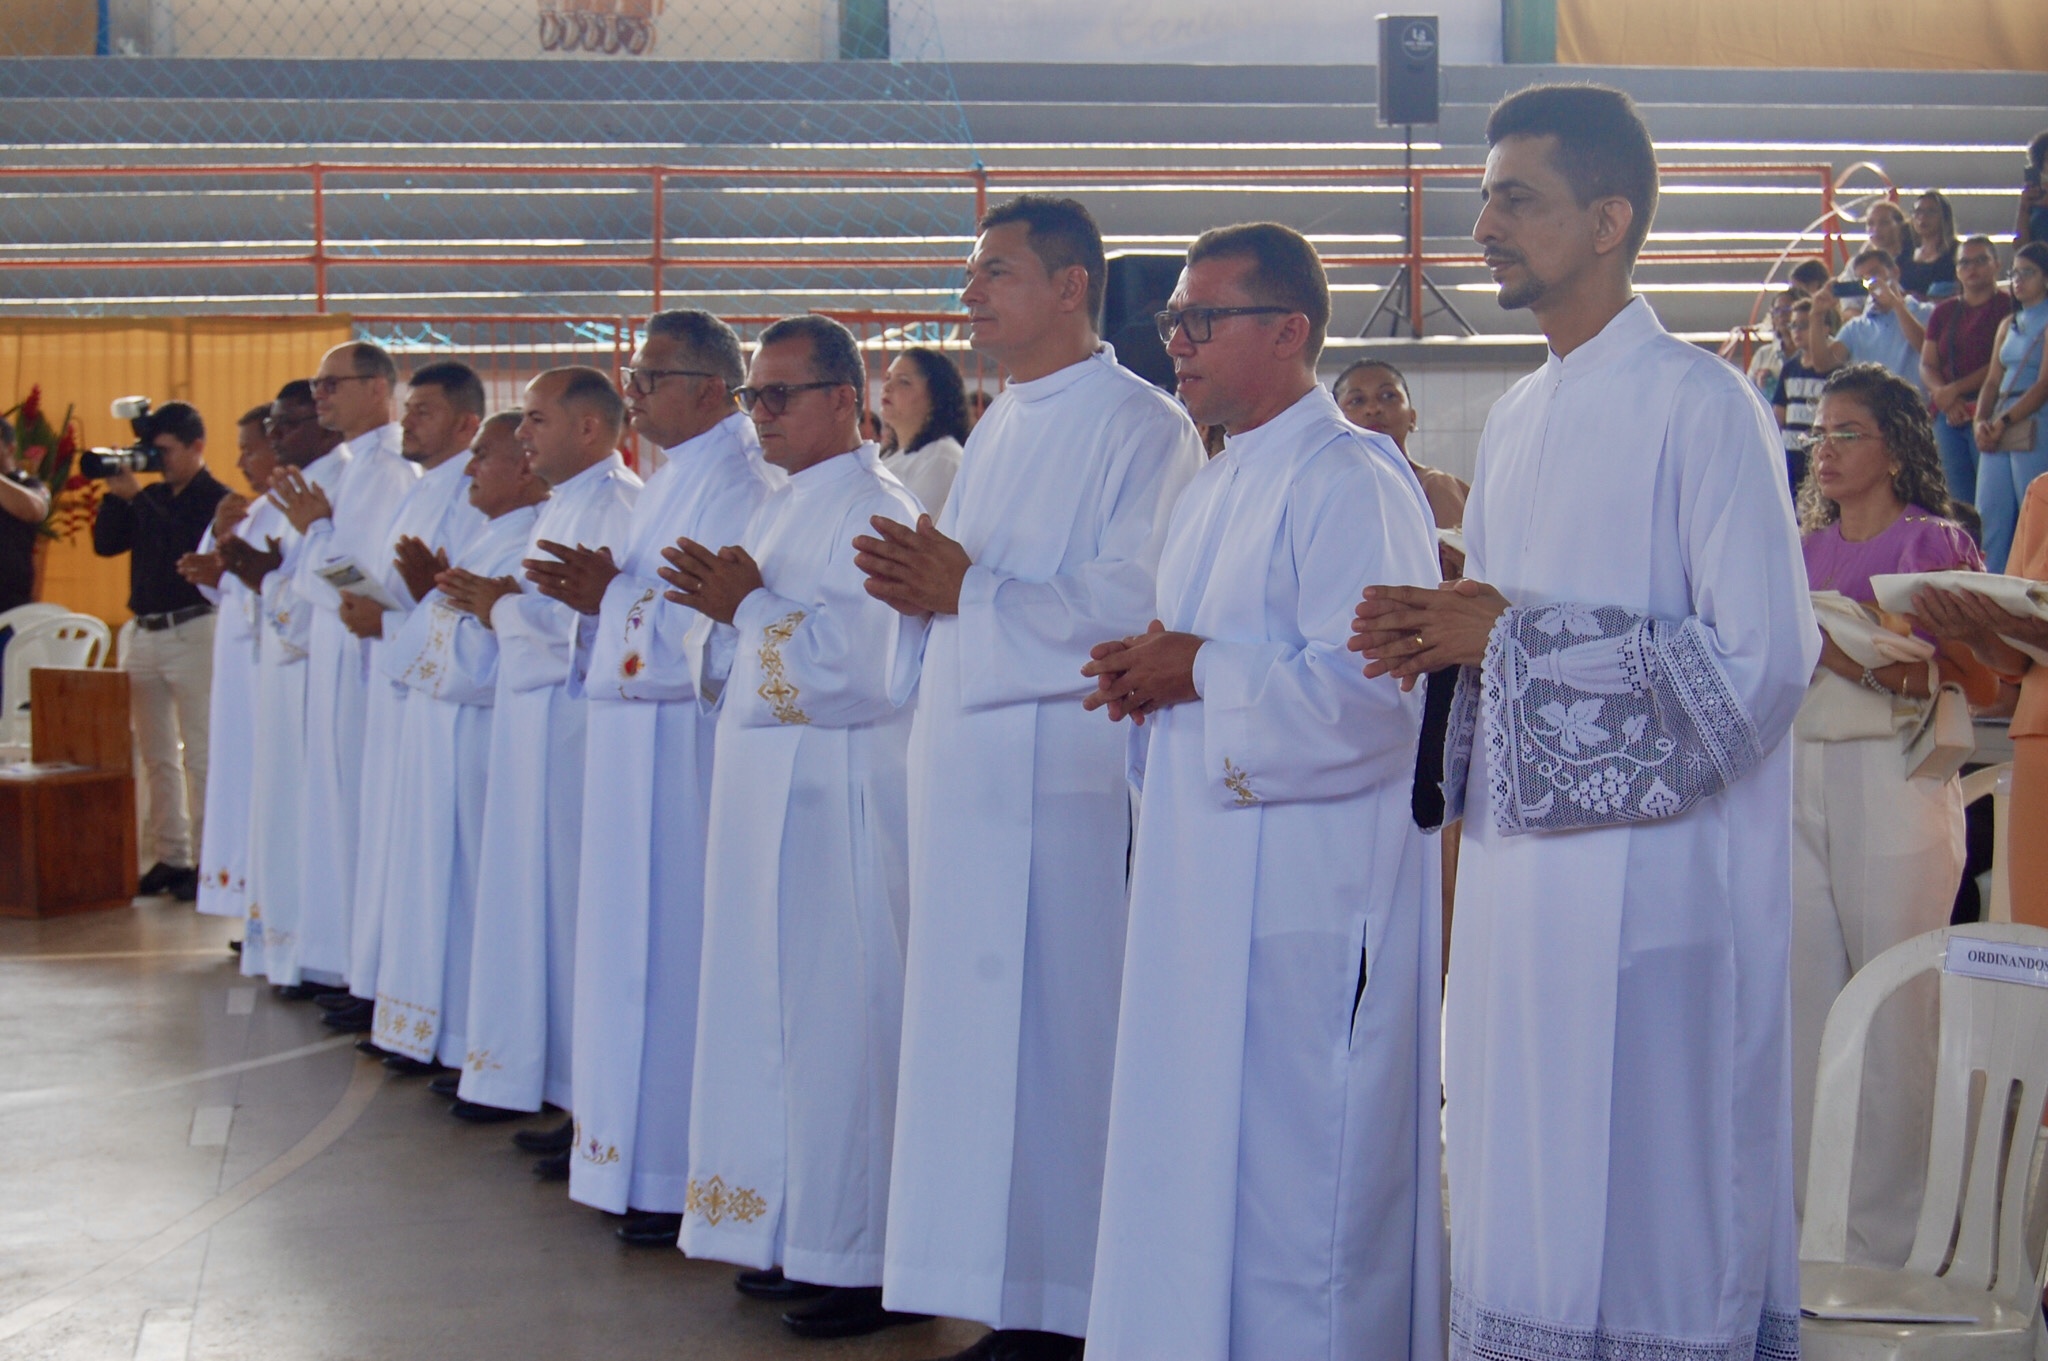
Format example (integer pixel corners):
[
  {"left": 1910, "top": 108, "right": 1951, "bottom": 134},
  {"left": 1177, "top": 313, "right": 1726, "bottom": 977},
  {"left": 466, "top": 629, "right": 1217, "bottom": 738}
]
[
  {"left": 123, "top": 611, "right": 215, "bottom": 868},
  {"left": 1791, "top": 734, "right": 1963, "bottom": 1266}
]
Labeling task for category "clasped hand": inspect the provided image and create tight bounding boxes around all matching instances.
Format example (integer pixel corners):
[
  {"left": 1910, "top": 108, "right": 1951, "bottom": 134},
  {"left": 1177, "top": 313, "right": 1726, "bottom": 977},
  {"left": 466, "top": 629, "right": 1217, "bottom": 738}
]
[
  {"left": 436, "top": 567, "right": 519, "bottom": 625},
  {"left": 525, "top": 539, "right": 620, "bottom": 617},
  {"left": 1081, "top": 620, "right": 1203, "bottom": 725},
  {"left": 269, "top": 467, "right": 334, "bottom": 534},
  {"left": 659, "top": 537, "right": 762, "bottom": 625},
  {"left": 1348, "top": 578, "right": 1511, "bottom": 688},
  {"left": 852, "top": 515, "right": 971, "bottom": 617}
]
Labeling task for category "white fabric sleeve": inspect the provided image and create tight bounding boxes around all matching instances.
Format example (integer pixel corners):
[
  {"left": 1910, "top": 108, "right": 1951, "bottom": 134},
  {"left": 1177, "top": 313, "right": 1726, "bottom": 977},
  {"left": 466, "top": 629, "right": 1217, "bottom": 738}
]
[
  {"left": 720, "top": 507, "right": 927, "bottom": 730},
  {"left": 1190, "top": 452, "right": 1438, "bottom": 809},
  {"left": 490, "top": 586, "right": 582, "bottom": 695},
  {"left": 953, "top": 411, "right": 1202, "bottom": 709}
]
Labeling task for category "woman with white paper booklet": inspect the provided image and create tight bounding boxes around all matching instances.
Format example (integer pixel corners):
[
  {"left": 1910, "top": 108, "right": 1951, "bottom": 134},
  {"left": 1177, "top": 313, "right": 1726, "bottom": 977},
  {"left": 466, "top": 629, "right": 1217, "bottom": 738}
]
[{"left": 1789, "top": 364, "right": 1996, "bottom": 1265}]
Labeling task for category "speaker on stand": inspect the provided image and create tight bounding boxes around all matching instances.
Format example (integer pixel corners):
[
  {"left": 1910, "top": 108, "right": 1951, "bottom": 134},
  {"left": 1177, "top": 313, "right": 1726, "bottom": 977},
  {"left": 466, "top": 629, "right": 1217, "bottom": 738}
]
[
  {"left": 1098, "top": 251, "right": 1185, "bottom": 394},
  {"left": 1361, "top": 14, "right": 1475, "bottom": 339}
]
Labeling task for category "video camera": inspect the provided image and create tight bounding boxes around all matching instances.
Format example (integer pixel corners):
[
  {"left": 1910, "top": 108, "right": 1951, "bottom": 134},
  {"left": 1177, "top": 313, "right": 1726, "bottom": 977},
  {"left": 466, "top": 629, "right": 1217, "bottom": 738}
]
[{"left": 79, "top": 396, "right": 170, "bottom": 479}]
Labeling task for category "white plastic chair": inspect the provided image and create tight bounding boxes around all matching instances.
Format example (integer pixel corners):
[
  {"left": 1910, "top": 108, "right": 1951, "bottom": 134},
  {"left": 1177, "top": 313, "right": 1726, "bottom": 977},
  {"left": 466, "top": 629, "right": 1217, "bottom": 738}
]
[
  {"left": 0, "top": 602, "right": 68, "bottom": 639},
  {"left": 1801, "top": 923, "right": 2048, "bottom": 1361},
  {"left": 0, "top": 612, "right": 113, "bottom": 750},
  {"left": 1959, "top": 766, "right": 2013, "bottom": 925}
]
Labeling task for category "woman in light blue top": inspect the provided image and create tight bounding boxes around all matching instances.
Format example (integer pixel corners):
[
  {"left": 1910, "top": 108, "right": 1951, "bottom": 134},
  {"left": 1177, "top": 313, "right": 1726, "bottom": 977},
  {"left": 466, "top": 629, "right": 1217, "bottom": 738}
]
[{"left": 1974, "top": 241, "right": 2048, "bottom": 571}]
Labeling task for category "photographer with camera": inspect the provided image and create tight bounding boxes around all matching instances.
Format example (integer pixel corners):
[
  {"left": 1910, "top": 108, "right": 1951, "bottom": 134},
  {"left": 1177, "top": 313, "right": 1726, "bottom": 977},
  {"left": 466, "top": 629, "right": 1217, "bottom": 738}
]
[
  {"left": 91, "top": 399, "right": 227, "bottom": 901},
  {"left": 1802, "top": 247, "right": 1933, "bottom": 394}
]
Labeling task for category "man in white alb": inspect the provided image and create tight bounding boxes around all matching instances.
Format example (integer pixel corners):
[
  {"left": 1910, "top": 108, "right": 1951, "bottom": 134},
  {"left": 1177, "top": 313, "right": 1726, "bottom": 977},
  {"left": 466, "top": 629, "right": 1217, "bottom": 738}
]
[
  {"left": 667, "top": 316, "right": 928, "bottom": 1341},
  {"left": 1352, "top": 85, "right": 1815, "bottom": 1361},
  {"left": 233, "top": 381, "right": 348, "bottom": 994},
  {"left": 268, "top": 341, "right": 417, "bottom": 993},
  {"left": 441, "top": 368, "right": 641, "bottom": 1125},
  {"left": 855, "top": 196, "right": 1204, "bottom": 1361},
  {"left": 1080, "top": 223, "right": 1444, "bottom": 1361},
  {"left": 329, "top": 361, "right": 487, "bottom": 1041},
  {"left": 182, "top": 405, "right": 282, "bottom": 926},
  {"left": 521, "top": 311, "right": 775, "bottom": 1213},
  {"left": 369, "top": 414, "right": 548, "bottom": 1078}
]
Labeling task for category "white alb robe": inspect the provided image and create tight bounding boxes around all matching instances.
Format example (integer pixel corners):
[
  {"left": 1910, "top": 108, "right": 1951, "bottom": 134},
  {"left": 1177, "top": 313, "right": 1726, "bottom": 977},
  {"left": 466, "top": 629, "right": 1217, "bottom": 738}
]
[
  {"left": 681, "top": 445, "right": 926, "bottom": 1285},
  {"left": 368, "top": 503, "right": 541, "bottom": 1065},
  {"left": 195, "top": 495, "right": 289, "bottom": 919},
  {"left": 1440, "top": 298, "right": 1815, "bottom": 1361},
  {"left": 459, "top": 453, "right": 640, "bottom": 1112},
  {"left": 291, "top": 421, "right": 416, "bottom": 984},
  {"left": 1087, "top": 386, "right": 1445, "bottom": 1361},
  {"left": 879, "top": 434, "right": 961, "bottom": 520},
  {"left": 883, "top": 346, "right": 1205, "bottom": 1335},
  {"left": 243, "top": 446, "right": 351, "bottom": 983},
  {"left": 347, "top": 455, "right": 484, "bottom": 999},
  {"left": 568, "top": 413, "right": 776, "bottom": 1215}
]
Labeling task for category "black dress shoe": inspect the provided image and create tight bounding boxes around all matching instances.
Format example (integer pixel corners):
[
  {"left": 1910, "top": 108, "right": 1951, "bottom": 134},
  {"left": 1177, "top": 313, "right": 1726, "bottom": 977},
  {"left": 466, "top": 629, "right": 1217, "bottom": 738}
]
[
  {"left": 317, "top": 991, "right": 365, "bottom": 1013},
  {"left": 227, "top": 939, "right": 242, "bottom": 956},
  {"left": 782, "top": 1287, "right": 933, "bottom": 1340},
  {"left": 382, "top": 1054, "right": 440, "bottom": 1076},
  {"left": 167, "top": 868, "right": 200, "bottom": 902},
  {"left": 137, "top": 861, "right": 180, "bottom": 896},
  {"left": 428, "top": 1072, "right": 462, "bottom": 1098},
  {"left": 450, "top": 1100, "right": 527, "bottom": 1123},
  {"left": 532, "top": 1150, "right": 570, "bottom": 1181},
  {"left": 513, "top": 1118, "right": 574, "bottom": 1154},
  {"left": 735, "top": 1267, "right": 829, "bottom": 1302},
  {"left": 917, "top": 1330, "right": 1085, "bottom": 1361},
  {"left": 320, "top": 999, "right": 375, "bottom": 1032},
  {"left": 274, "top": 981, "right": 349, "bottom": 1002},
  {"left": 615, "top": 1211, "right": 682, "bottom": 1246}
]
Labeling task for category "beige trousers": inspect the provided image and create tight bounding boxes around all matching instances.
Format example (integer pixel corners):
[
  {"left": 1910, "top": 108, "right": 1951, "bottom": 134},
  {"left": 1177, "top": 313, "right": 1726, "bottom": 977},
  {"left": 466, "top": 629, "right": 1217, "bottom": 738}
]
[{"left": 123, "top": 611, "right": 215, "bottom": 867}]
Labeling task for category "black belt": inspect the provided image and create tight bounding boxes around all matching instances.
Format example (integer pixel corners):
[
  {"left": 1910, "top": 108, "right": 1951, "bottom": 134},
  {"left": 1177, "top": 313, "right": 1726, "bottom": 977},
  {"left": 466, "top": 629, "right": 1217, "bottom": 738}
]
[{"left": 134, "top": 603, "right": 213, "bottom": 632}]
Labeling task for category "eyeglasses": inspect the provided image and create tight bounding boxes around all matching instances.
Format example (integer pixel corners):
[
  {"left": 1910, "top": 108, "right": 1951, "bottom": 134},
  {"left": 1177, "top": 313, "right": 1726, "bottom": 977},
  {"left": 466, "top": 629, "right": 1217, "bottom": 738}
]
[
  {"left": 310, "top": 374, "right": 376, "bottom": 396},
  {"left": 1153, "top": 306, "right": 1293, "bottom": 345},
  {"left": 262, "top": 411, "right": 317, "bottom": 435},
  {"left": 1958, "top": 254, "right": 1998, "bottom": 270},
  {"left": 734, "top": 381, "right": 844, "bottom": 416},
  {"left": 1797, "top": 429, "right": 1878, "bottom": 452},
  {"left": 621, "top": 367, "right": 716, "bottom": 396}
]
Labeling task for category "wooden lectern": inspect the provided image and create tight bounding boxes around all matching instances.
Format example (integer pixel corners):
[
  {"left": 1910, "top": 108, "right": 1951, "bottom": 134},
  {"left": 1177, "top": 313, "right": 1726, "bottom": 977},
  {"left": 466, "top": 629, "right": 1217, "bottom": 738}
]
[{"left": 0, "top": 667, "right": 138, "bottom": 917}]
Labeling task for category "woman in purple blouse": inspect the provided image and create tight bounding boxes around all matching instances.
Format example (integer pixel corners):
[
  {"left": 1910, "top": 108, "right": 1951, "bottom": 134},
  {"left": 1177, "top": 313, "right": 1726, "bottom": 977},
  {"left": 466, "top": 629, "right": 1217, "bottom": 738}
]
[{"left": 1789, "top": 364, "right": 1994, "bottom": 1264}]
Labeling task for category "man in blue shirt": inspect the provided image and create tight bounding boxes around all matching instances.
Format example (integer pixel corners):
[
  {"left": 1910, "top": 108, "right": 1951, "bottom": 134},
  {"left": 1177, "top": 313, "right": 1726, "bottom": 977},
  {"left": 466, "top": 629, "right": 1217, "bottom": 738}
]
[{"left": 1804, "top": 247, "right": 1932, "bottom": 392}]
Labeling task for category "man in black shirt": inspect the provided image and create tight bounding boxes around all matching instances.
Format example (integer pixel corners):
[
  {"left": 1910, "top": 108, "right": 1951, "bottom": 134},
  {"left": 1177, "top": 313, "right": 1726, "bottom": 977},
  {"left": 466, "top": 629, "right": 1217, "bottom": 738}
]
[
  {"left": 0, "top": 417, "right": 50, "bottom": 637},
  {"left": 92, "top": 401, "right": 226, "bottom": 900}
]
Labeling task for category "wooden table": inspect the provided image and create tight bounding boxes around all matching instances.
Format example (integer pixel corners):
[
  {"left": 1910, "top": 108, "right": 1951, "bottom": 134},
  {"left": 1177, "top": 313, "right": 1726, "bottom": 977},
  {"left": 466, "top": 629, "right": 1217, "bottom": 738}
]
[{"left": 0, "top": 666, "right": 137, "bottom": 918}]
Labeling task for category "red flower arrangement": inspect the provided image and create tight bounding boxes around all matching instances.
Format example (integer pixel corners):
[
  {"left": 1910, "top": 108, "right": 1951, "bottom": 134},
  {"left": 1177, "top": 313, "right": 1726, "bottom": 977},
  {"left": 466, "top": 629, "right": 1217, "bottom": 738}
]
[{"left": 5, "top": 385, "right": 99, "bottom": 542}]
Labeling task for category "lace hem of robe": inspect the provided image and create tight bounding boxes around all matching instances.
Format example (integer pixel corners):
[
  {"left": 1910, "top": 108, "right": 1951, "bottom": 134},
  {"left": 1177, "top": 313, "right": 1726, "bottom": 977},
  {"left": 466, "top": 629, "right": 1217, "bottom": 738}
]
[
  {"left": 1475, "top": 602, "right": 1762, "bottom": 836},
  {"left": 1451, "top": 1290, "right": 1801, "bottom": 1361}
]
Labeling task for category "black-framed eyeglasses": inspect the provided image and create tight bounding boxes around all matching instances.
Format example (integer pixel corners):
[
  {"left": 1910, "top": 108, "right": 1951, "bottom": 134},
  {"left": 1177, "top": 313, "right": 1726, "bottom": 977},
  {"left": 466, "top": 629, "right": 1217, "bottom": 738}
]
[
  {"left": 310, "top": 374, "right": 375, "bottom": 396},
  {"left": 621, "top": 366, "right": 717, "bottom": 396},
  {"left": 1153, "top": 305, "right": 1293, "bottom": 345},
  {"left": 734, "top": 381, "right": 844, "bottom": 416}
]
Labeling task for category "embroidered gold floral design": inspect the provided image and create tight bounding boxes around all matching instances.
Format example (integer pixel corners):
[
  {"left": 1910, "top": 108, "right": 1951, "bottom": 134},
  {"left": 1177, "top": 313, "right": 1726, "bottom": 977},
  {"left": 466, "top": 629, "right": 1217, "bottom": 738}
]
[
  {"left": 573, "top": 1120, "right": 621, "bottom": 1166},
  {"left": 1223, "top": 757, "right": 1258, "bottom": 807},
  {"left": 687, "top": 1175, "right": 767, "bottom": 1225},
  {"left": 465, "top": 1048, "right": 503, "bottom": 1073},
  {"left": 756, "top": 610, "right": 810, "bottom": 725}
]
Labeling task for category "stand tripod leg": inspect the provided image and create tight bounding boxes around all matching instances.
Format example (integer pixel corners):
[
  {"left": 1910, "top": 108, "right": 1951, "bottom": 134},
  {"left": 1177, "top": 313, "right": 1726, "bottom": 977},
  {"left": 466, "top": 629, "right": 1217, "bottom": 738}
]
[
  {"left": 1419, "top": 272, "right": 1477, "bottom": 336},
  {"left": 1361, "top": 265, "right": 1411, "bottom": 338}
]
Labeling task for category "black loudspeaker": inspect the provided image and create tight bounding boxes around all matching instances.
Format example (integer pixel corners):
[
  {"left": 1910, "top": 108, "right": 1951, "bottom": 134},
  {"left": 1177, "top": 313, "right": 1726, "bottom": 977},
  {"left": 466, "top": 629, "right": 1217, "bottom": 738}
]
[
  {"left": 1377, "top": 14, "right": 1439, "bottom": 126},
  {"left": 1099, "top": 252, "right": 1184, "bottom": 394}
]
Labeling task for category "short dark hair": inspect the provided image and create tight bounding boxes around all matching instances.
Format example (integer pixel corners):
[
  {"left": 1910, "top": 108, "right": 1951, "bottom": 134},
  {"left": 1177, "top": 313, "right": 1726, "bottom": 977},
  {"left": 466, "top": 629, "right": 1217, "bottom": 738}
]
[
  {"left": 1485, "top": 83, "right": 1660, "bottom": 259},
  {"left": 478, "top": 410, "right": 522, "bottom": 441},
  {"left": 1332, "top": 358, "right": 1409, "bottom": 399},
  {"left": 647, "top": 309, "right": 746, "bottom": 390},
  {"left": 238, "top": 404, "right": 272, "bottom": 427},
  {"left": 276, "top": 378, "right": 315, "bottom": 407},
  {"left": 1186, "top": 221, "right": 1332, "bottom": 363},
  {"left": 1799, "top": 363, "right": 1950, "bottom": 530},
  {"left": 894, "top": 346, "right": 970, "bottom": 452},
  {"left": 342, "top": 340, "right": 398, "bottom": 386},
  {"left": 2029, "top": 130, "right": 2048, "bottom": 170},
  {"left": 537, "top": 366, "right": 624, "bottom": 437},
  {"left": 408, "top": 361, "right": 487, "bottom": 418},
  {"left": 1851, "top": 246, "right": 1896, "bottom": 273},
  {"left": 152, "top": 401, "right": 205, "bottom": 446},
  {"left": 2018, "top": 241, "right": 2048, "bottom": 277},
  {"left": 1790, "top": 258, "right": 1832, "bottom": 289},
  {"left": 979, "top": 195, "right": 1108, "bottom": 321},
  {"left": 1961, "top": 234, "right": 1998, "bottom": 255},
  {"left": 757, "top": 314, "right": 867, "bottom": 392}
]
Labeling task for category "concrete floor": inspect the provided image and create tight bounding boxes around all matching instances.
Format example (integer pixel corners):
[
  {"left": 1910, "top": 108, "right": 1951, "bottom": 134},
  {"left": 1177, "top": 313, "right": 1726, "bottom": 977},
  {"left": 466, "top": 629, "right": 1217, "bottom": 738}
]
[{"left": 0, "top": 899, "right": 987, "bottom": 1361}]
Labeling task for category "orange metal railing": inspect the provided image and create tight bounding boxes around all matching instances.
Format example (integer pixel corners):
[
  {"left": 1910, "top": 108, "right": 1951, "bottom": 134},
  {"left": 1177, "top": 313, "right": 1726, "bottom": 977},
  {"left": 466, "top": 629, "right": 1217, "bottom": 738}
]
[{"left": 0, "top": 159, "right": 1844, "bottom": 335}]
